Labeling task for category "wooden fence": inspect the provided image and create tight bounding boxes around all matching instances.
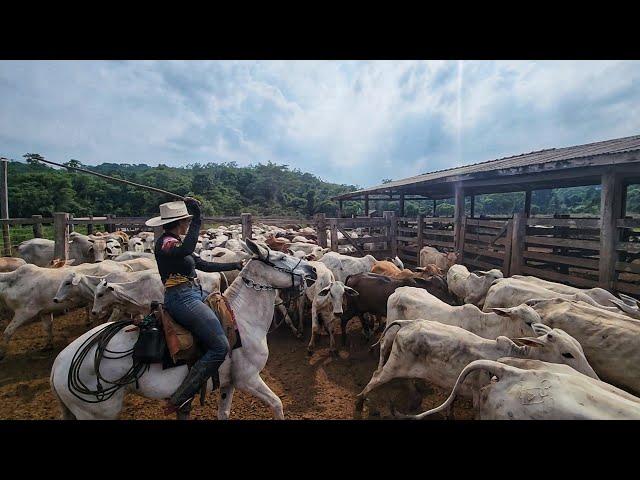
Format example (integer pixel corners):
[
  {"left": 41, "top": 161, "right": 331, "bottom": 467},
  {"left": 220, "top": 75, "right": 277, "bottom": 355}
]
[{"left": 2, "top": 209, "right": 637, "bottom": 298}]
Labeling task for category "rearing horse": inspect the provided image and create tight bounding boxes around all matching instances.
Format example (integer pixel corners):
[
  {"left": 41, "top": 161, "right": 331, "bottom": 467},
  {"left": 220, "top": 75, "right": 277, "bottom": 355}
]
[{"left": 50, "top": 239, "right": 317, "bottom": 420}]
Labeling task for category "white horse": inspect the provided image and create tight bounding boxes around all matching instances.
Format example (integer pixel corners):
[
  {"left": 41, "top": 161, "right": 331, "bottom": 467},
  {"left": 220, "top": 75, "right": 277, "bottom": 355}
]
[{"left": 49, "top": 239, "right": 317, "bottom": 420}]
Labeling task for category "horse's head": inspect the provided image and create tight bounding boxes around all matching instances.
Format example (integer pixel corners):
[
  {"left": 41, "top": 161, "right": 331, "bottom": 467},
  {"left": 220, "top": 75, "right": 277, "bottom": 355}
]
[{"left": 241, "top": 238, "right": 317, "bottom": 291}]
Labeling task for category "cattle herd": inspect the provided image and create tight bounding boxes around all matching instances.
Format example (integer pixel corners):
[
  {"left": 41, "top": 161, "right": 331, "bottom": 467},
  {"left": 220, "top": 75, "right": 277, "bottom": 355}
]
[{"left": 1, "top": 221, "right": 639, "bottom": 420}]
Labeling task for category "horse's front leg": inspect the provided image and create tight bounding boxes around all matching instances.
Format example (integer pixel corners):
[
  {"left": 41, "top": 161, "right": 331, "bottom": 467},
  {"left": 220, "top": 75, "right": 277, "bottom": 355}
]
[
  {"left": 217, "top": 384, "right": 236, "bottom": 420},
  {"left": 238, "top": 374, "right": 284, "bottom": 420}
]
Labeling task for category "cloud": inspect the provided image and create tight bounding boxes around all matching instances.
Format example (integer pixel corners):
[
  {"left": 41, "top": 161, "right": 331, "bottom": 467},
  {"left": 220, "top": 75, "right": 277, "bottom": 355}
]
[{"left": 0, "top": 60, "right": 639, "bottom": 189}]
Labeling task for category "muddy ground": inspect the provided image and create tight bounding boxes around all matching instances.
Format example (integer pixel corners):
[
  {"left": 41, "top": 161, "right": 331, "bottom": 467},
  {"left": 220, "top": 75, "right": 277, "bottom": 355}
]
[{"left": 0, "top": 309, "right": 473, "bottom": 420}]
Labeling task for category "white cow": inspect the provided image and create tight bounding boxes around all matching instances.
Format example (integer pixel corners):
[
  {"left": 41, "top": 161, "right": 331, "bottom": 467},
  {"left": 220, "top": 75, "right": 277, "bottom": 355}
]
[
  {"left": 447, "top": 264, "right": 504, "bottom": 307},
  {"left": 0, "top": 260, "right": 135, "bottom": 358},
  {"left": 91, "top": 271, "right": 164, "bottom": 320},
  {"left": 407, "top": 357, "right": 640, "bottom": 420},
  {"left": 288, "top": 242, "right": 329, "bottom": 260},
  {"left": 319, "top": 252, "right": 377, "bottom": 283},
  {"left": 419, "top": 246, "right": 459, "bottom": 273},
  {"left": 18, "top": 234, "right": 109, "bottom": 266},
  {"left": 297, "top": 261, "right": 359, "bottom": 354},
  {"left": 529, "top": 297, "right": 640, "bottom": 396},
  {"left": 483, "top": 277, "right": 639, "bottom": 319},
  {"left": 380, "top": 287, "right": 540, "bottom": 369},
  {"left": 113, "top": 252, "right": 155, "bottom": 262},
  {"left": 355, "top": 321, "right": 597, "bottom": 418},
  {"left": 127, "top": 237, "right": 145, "bottom": 253},
  {"left": 511, "top": 274, "right": 639, "bottom": 314}
]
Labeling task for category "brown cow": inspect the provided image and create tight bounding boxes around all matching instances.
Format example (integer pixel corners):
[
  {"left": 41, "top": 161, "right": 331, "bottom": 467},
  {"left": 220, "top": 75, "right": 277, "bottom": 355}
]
[
  {"left": 341, "top": 272, "right": 455, "bottom": 346},
  {"left": 0, "top": 257, "right": 26, "bottom": 272},
  {"left": 265, "top": 235, "right": 292, "bottom": 253},
  {"left": 371, "top": 260, "right": 443, "bottom": 279}
]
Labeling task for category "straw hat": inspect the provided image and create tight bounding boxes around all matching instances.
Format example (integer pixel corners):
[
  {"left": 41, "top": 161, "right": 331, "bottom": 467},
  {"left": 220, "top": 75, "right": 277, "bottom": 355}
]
[{"left": 145, "top": 201, "right": 194, "bottom": 227}]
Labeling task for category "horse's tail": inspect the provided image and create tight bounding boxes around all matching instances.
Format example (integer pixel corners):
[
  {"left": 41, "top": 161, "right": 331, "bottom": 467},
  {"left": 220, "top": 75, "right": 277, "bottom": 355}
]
[{"left": 50, "top": 366, "right": 76, "bottom": 420}]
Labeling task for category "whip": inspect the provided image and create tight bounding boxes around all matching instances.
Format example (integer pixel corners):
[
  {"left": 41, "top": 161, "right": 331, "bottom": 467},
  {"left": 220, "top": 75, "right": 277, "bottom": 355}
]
[{"left": 31, "top": 157, "right": 186, "bottom": 200}]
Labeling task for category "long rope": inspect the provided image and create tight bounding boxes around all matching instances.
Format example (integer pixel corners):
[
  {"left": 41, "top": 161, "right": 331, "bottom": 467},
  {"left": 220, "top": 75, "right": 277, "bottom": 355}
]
[
  {"left": 67, "top": 320, "right": 148, "bottom": 403},
  {"left": 32, "top": 157, "right": 186, "bottom": 200}
]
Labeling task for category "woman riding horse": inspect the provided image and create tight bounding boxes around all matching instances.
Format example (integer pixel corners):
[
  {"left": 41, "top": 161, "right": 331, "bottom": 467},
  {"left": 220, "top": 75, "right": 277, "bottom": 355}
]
[{"left": 145, "top": 197, "right": 242, "bottom": 415}]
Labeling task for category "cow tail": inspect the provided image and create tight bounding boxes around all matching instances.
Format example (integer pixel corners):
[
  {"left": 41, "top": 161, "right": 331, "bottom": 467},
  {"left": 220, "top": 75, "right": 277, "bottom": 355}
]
[{"left": 394, "top": 359, "right": 512, "bottom": 420}]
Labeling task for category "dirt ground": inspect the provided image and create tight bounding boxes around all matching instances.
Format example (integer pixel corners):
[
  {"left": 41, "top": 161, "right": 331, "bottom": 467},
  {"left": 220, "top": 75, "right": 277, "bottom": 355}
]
[{"left": 0, "top": 309, "right": 473, "bottom": 420}]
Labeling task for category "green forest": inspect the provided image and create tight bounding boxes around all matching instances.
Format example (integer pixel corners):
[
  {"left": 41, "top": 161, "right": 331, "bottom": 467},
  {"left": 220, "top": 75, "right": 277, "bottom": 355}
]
[{"left": 5, "top": 153, "right": 640, "bottom": 219}]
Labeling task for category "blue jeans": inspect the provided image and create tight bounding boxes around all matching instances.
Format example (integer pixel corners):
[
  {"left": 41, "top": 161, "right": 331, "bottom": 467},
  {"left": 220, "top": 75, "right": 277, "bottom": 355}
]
[{"left": 164, "top": 283, "right": 229, "bottom": 363}]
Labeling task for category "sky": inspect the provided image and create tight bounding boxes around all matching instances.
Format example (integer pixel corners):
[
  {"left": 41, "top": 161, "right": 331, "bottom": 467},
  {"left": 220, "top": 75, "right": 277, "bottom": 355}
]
[{"left": 0, "top": 60, "right": 638, "bottom": 189}]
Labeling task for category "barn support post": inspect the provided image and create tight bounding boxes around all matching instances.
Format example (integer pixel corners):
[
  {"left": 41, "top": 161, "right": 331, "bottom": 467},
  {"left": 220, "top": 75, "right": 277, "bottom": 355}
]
[
  {"left": 399, "top": 193, "right": 405, "bottom": 217},
  {"left": 329, "top": 218, "right": 339, "bottom": 252},
  {"left": 383, "top": 211, "right": 397, "bottom": 258},
  {"left": 0, "top": 159, "right": 10, "bottom": 256},
  {"left": 458, "top": 215, "right": 467, "bottom": 263},
  {"left": 241, "top": 213, "right": 253, "bottom": 241},
  {"left": 315, "top": 213, "right": 327, "bottom": 248},
  {"left": 416, "top": 213, "right": 424, "bottom": 265},
  {"left": 509, "top": 212, "right": 525, "bottom": 275},
  {"left": 524, "top": 190, "right": 532, "bottom": 218},
  {"left": 502, "top": 218, "right": 514, "bottom": 276},
  {"left": 53, "top": 212, "right": 69, "bottom": 261},
  {"left": 470, "top": 195, "right": 475, "bottom": 218},
  {"left": 599, "top": 170, "right": 623, "bottom": 289},
  {"left": 338, "top": 200, "right": 343, "bottom": 218},
  {"left": 433, "top": 199, "right": 438, "bottom": 217},
  {"left": 454, "top": 183, "right": 465, "bottom": 254},
  {"left": 364, "top": 195, "right": 369, "bottom": 217},
  {"left": 32, "top": 215, "right": 43, "bottom": 238}
]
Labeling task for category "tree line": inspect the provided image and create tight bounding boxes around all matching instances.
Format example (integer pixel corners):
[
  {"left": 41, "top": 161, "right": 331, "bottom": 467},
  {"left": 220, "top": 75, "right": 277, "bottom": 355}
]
[{"left": 5, "top": 153, "right": 639, "bottom": 219}]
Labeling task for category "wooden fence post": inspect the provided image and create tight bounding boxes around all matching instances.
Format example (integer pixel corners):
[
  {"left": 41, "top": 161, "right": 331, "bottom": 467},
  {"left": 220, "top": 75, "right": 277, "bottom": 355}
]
[
  {"left": 106, "top": 214, "right": 115, "bottom": 233},
  {"left": 329, "top": 218, "right": 339, "bottom": 252},
  {"left": 315, "top": 213, "right": 327, "bottom": 248},
  {"left": 53, "top": 212, "right": 69, "bottom": 261},
  {"left": 509, "top": 212, "right": 525, "bottom": 276},
  {"left": 502, "top": 218, "right": 514, "bottom": 276},
  {"left": 416, "top": 214, "right": 424, "bottom": 265},
  {"left": 87, "top": 215, "right": 94, "bottom": 235},
  {"left": 457, "top": 215, "right": 467, "bottom": 263},
  {"left": 599, "top": 171, "right": 623, "bottom": 289},
  {"left": 453, "top": 183, "right": 465, "bottom": 254},
  {"left": 383, "top": 211, "right": 397, "bottom": 258},
  {"left": 0, "top": 159, "right": 10, "bottom": 256},
  {"left": 241, "top": 213, "right": 253, "bottom": 241},
  {"left": 32, "top": 215, "right": 43, "bottom": 238},
  {"left": 69, "top": 213, "right": 75, "bottom": 233}
]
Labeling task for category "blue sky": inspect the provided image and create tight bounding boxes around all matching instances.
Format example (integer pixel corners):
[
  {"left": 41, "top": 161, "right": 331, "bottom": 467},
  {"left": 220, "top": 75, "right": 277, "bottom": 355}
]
[{"left": 1, "top": 60, "right": 638, "bottom": 188}]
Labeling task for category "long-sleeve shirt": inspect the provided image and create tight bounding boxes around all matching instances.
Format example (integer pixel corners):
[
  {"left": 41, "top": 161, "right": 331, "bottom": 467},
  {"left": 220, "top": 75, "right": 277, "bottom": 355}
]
[{"left": 154, "top": 203, "right": 239, "bottom": 286}]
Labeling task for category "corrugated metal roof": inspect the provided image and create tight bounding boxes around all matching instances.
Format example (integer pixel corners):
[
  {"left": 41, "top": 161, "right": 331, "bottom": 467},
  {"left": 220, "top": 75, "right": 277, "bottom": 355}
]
[{"left": 334, "top": 134, "right": 640, "bottom": 199}]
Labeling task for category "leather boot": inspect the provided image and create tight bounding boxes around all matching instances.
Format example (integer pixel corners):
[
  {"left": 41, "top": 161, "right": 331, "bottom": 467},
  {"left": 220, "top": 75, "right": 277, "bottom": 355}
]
[{"left": 167, "top": 359, "right": 224, "bottom": 414}]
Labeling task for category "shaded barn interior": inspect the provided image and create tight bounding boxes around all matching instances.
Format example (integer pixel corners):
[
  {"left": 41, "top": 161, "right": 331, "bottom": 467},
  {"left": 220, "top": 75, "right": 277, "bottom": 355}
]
[{"left": 331, "top": 135, "right": 640, "bottom": 297}]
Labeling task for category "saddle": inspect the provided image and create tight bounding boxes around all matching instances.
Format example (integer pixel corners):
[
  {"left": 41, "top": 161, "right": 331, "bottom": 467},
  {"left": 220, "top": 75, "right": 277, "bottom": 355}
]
[{"left": 157, "top": 292, "right": 241, "bottom": 366}]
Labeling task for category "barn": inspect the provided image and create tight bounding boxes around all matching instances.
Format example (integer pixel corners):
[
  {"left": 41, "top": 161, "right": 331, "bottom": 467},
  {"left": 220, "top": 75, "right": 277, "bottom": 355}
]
[{"left": 331, "top": 134, "right": 640, "bottom": 297}]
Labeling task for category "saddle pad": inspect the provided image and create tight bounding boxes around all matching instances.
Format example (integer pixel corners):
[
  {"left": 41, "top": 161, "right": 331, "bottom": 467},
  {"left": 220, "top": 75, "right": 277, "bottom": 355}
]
[{"left": 204, "top": 292, "right": 239, "bottom": 349}]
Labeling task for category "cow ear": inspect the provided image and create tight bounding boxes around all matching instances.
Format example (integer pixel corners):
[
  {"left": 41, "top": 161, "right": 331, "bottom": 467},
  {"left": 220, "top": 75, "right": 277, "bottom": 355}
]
[
  {"left": 344, "top": 286, "right": 359, "bottom": 297},
  {"left": 531, "top": 323, "right": 552, "bottom": 336},
  {"left": 512, "top": 337, "right": 545, "bottom": 347},
  {"left": 88, "top": 246, "right": 94, "bottom": 253},
  {"left": 490, "top": 307, "right": 513, "bottom": 317},
  {"left": 317, "top": 286, "right": 331, "bottom": 297}
]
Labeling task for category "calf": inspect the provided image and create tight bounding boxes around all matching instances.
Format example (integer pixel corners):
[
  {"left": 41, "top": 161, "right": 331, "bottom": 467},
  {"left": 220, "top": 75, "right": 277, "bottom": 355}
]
[
  {"left": 419, "top": 246, "right": 458, "bottom": 273},
  {"left": 319, "top": 252, "right": 377, "bottom": 283},
  {"left": 341, "top": 272, "right": 455, "bottom": 345},
  {"left": 407, "top": 358, "right": 640, "bottom": 420},
  {"left": 371, "top": 260, "right": 443, "bottom": 279},
  {"left": 355, "top": 321, "right": 597, "bottom": 418},
  {"left": 91, "top": 271, "right": 164, "bottom": 320},
  {"left": 447, "top": 264, "right": 503, "bottom": 308}
]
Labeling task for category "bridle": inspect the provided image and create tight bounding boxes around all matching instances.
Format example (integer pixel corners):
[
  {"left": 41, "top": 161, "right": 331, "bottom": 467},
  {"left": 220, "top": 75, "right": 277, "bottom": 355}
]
[
  {"left": 239, "top": 250, "right": 311, "bottom": 333},
  {"left": 240, "top": 250, "right": 308, "bottom": 293}
]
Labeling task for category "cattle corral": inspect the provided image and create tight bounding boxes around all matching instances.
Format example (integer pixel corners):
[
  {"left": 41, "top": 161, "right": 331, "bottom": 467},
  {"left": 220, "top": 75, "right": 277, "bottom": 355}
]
[{"left": 1, "top": 134, "right": 640, "bottom": 420}]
